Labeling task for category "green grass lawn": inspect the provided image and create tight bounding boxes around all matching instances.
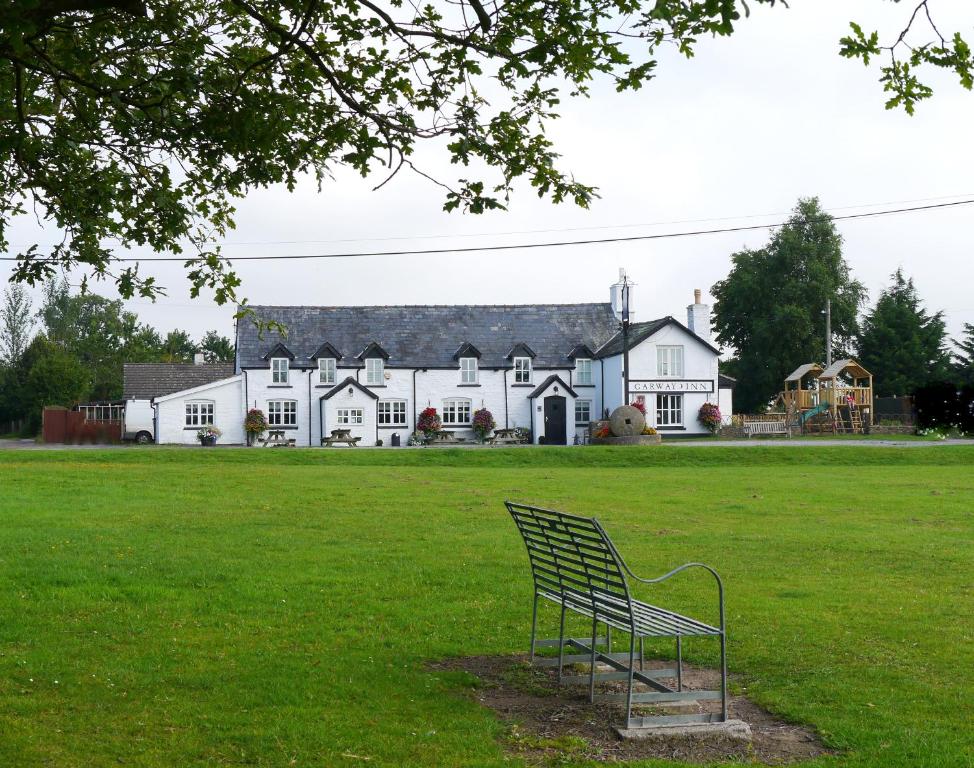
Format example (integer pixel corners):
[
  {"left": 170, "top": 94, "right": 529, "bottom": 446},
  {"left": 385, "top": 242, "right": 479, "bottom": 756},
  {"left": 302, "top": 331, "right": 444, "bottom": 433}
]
[{"left": 0, "top": 446, "right": 972, "bottom": 767}]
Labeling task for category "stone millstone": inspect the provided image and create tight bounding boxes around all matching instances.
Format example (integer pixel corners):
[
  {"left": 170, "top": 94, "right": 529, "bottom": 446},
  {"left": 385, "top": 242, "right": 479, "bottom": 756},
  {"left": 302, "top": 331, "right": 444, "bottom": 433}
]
[{"left": 609, "top": 405, "right": 646, "bottom": 437}]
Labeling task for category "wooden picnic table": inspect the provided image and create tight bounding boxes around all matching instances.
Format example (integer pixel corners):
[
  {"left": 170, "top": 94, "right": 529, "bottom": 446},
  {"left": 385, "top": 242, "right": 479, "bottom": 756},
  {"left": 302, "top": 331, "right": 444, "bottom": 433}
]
[
  {"left": 321, "top": 428, "right": 362, "bottom": 447},
  {"left": 489, "top": 428, "right": 525, "bottom": 445},
  {"left": 431, "top": 430, "right": 465, "bottom": 443},
  {"left": 261, "top": 429, "right": 296, "bottom": 447}
]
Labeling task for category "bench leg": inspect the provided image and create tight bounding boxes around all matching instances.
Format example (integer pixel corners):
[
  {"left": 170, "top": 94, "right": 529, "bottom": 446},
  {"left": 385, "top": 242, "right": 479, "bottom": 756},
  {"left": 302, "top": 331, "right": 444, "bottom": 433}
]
[
  {"left": 589, "top": 617, "right": 598, "bottom": 703},
  {"left": 624, "top": 633, "right": 637, "bottom": 728},
  {"left": 557, "top": 605, "right": 567, "bottom": 684},
  {"left": 676, "top": 635, "right": 683, "bottom": 692},
  {"left": 639, "top": 637, "right": 645, "bottom": 672},
  {"left": 529, "top": 594, "right": 539, "bottom": 662},
  {"left": 606, "top": 624, "right": 611, "bottom": 653},
  {"left": 720, "top": 630, "right": 728, "bottom": 722}
]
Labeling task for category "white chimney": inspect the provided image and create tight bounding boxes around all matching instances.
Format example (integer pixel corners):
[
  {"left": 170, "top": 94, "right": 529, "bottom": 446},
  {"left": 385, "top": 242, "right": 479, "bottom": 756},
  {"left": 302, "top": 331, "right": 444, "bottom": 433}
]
[
  {"left": 193, "top": 352, "right": 206, "bottom": 365},
  {"left": 687, "top": 288, "right": 711, "bottom": 342},
  {"left": 610, "top": 268, "right": 635, "bottom": 322}
]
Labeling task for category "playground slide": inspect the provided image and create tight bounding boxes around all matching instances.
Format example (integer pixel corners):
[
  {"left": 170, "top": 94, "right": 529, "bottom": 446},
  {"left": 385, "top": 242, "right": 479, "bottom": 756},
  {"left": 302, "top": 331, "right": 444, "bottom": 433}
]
[{"left": 798, "top": 401, "right": 831, "bottom": 425}]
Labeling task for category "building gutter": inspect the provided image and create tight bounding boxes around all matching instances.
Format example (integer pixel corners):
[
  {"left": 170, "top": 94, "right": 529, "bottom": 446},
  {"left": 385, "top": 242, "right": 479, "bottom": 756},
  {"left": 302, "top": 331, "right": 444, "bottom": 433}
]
[
  {"left": 503, "top": 368, "right": 509, "bottom": 429},
  {"left": 307, "top": 368, "right": 313, "bottom": 446}
]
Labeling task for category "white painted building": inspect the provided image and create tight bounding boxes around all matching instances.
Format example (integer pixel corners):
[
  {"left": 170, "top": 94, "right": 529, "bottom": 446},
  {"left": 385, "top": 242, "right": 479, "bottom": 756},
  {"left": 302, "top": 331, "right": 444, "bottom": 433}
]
[{"left": 151, "top": 275, "right": 734, "bottom": 444}]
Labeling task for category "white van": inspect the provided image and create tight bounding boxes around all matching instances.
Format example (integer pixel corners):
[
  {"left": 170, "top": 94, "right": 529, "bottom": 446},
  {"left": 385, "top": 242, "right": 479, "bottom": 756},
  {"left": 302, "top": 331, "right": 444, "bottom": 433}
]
[{"left": 122, "top": 399, "right": 155, "bottom": 443}]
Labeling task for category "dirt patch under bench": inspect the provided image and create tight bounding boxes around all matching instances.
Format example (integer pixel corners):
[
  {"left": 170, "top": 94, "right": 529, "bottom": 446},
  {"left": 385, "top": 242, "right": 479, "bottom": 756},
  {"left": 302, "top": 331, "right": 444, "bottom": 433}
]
[{"left": 430, "top": 654, "right": 832, "bottom": 765}]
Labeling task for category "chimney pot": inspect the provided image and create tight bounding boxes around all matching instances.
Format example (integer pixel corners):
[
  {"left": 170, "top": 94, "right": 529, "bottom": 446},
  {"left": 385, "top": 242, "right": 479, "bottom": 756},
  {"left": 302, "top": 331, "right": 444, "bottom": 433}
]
[
  {"left": 193, "top": 352, "right": 205, "bottom": 365},
  {"left": 694, "top": 288, "right": 702, "bottom": 304}
]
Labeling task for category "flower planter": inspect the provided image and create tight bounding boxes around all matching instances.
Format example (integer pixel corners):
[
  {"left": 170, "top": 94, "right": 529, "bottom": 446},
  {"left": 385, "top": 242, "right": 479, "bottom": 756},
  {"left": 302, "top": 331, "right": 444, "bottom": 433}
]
[{"left": 200, "top": 436, "right": 217, "bottom": 447}]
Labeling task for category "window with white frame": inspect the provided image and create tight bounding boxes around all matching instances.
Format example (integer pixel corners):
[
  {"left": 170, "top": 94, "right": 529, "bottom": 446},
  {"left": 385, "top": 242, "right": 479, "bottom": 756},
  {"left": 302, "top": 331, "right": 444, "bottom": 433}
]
[
  {"left": 185, "top": 402, "right": 214, "bottom": 427},
  {"left": 271, "top": 357, "right": 289, "bottom": 384},
  {"left": 657, "top": 346, "right": 684, "bottom": 377},
  {"left": 459, "top": 357, "right": 478, "bottom": 384},
  {"left": 442, "top": 398, "right": 472, "bottom": 425},
  {"left": 268, "top": 399, "right": 297, "bottom": 426},
  {"left": 318, "top": 357, "right": 336, "bottom": 385},
  {"left": 377, "top": 400, "right": 407, "bottom": 426},
  {"left": 575, "top": 358, "right": 593, "bottom": 385},
  {"left": 337, "top": 408, "right": 364, "bottom": 425},
  {"left": 365, "top": 357, "right": 385, "bottom": 385},
  {"left": 575, "top": 399, "right": 592, "bottom": 425},
  {"left": 513, "top": 357, "right": 532, "bottom": 384},
  {"left": 656, "top": 394, "right": 683, "bottom": 426}
]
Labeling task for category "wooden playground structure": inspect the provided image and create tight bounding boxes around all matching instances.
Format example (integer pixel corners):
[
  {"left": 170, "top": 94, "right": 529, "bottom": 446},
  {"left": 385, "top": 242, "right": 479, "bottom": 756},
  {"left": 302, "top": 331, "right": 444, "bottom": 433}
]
[{"left": 779, "top": 359, "right": 874, "bottom": 434}]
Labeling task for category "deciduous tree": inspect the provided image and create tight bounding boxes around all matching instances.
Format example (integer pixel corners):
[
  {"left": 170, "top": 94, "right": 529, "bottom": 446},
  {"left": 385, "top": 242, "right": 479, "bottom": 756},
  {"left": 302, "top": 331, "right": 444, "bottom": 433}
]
[
  {"left": 711, "top": 198, "right": 866, "bottom": 413},
  {"left": 199, "top": 330, "right": 234, "bottom": 363},
  {"left": 1, "top": 2, "right": 970, "bottom": 304}
]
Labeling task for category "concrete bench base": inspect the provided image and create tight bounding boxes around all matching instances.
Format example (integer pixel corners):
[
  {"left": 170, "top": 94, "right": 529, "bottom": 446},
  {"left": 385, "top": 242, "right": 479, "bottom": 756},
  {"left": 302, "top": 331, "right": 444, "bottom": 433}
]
[{"left": 616, "top": 719, "right": 751, "bottom": 741}]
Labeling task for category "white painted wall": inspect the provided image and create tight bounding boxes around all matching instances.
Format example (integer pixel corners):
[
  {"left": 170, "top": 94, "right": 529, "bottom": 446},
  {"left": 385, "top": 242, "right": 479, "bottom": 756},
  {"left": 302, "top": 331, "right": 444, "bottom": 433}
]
[
  {"left": 718, "top": 387, "right": 734, "bottom": 424},
  {"left": 618, "top": 322, "right": 720, "bottom": 435},
  {"left": 155, "top": 375, "right": 245, "bottom": 445},
  {"left": 245, "top": 366, "right": 314, "bottom": 446}
]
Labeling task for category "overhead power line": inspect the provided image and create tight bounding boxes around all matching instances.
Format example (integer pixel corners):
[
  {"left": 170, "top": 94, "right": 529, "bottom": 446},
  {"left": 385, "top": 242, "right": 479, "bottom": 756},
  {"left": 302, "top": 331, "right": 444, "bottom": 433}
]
[{"left": 2, "top": 198, "right": 972, "bottom": 264}]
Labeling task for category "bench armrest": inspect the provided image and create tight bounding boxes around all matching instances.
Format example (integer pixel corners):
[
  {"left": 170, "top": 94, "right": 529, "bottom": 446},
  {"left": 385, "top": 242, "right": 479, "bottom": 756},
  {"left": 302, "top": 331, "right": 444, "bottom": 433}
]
[{"left": 621, "top": 561, "right": 725, "bottom": 631}]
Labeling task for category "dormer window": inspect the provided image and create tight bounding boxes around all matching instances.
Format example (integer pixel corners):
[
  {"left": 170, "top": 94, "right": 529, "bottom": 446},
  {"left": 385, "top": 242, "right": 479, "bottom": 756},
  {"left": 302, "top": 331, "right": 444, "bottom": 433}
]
[
  {"left": 514, "top": 357, "right": 532, "bottom": 384},
  {"left": 318, "top": 358, "right": 336, "bottom": 385},
  {"left": 365, "top": 357, "right": 385, "bottom": 385},
  {"left": 575, "top": 358, "right": 593, "bottom": 385},
  {"left": 271, "top": 357, "right": 289, "bottom": 384},
  {"left": 460, "top": 357, "right": 478, "bottom": 384}
]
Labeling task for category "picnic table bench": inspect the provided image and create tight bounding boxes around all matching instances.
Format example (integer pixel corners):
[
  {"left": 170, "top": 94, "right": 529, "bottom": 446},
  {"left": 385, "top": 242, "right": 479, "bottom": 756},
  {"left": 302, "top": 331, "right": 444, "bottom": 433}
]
[
  {"left": 431, "top": 430, "right": 465, "bottom": 444},
  {"left": 260, "top": 430, "right": 296, "bottom": 447},
  {"left": 506, "top": 502, "right": 728, "bottom": 733},
  {"left": 489, "top": 428, "right": 526, "bottom": 445},
  {"left": 321, "top": 428, "right": 362, "bottom": 447},
  {"left": 742, "top": 417, "right": 790, "bottom": 438}
]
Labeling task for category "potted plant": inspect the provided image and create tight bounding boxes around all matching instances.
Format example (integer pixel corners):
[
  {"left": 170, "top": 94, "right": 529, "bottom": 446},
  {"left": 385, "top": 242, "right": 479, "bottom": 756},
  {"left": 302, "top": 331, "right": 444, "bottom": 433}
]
[
  {"left": 472, "top": 408, "right": 496, "bottom": 443},
  {"left": 244, "top": 408, "right": 268, "bottom": 446},
  {"left": 416, "top": 407, "right": 442, "bottom": 443},
  {"left": 197, "top": 425, "right": 222, "bottom": 446}
]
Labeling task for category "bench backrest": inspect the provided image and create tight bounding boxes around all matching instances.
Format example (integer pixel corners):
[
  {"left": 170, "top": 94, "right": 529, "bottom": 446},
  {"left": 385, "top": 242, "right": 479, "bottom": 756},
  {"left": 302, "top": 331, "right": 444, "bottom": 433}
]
[{"left": 506, "top": 502, "right": 635, "bottom": 628}]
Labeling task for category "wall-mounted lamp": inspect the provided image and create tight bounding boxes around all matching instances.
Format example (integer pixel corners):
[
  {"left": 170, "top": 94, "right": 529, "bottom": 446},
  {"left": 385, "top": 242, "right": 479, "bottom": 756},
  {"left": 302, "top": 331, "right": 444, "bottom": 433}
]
[
  {"left": 553, "top": 385, "right": 559, "bottom": 394},
  {"left": 348, "top": 386, "right": 354, "bottom": 396}
]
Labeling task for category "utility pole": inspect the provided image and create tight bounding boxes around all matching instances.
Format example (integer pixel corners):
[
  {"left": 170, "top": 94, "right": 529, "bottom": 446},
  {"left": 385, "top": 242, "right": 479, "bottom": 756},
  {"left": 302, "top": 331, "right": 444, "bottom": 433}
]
[
  {"left": 622, "top": 275, "right": 631, "bottom": 404},
  {"left": 825, "top": 298, "right": 832, "bottom": 368}
]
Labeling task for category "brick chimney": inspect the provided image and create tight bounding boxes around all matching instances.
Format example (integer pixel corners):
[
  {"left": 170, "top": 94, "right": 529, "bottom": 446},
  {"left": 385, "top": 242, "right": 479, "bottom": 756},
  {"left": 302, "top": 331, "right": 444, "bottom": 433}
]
[{"left": 686, "top": 289, "right": 711, "bottom": 343}]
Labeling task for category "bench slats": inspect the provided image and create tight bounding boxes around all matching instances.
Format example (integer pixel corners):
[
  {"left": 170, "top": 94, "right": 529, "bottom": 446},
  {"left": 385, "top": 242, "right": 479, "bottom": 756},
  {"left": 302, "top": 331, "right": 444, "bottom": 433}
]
[{"left": 508, "top": 502, "right": 719, "bottom": 638}]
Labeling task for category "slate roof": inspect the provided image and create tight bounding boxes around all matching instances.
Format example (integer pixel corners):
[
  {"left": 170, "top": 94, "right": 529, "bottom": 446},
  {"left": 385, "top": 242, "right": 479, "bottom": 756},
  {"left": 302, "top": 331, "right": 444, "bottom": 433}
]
[
  {"left": 236, "top": 304, "right": 622, "bottom": 369},
  {"left": 527, "top": 374, "right": 578, "bottom": 399},
  {"left": 718, "top": 373, "right": 737, "bottom": 390},
  {"left": 123, "top": 363, "right": 235, "bottom": 400},
  {"left": 595, "top": 316, "right": 721, "bottom": 357}
]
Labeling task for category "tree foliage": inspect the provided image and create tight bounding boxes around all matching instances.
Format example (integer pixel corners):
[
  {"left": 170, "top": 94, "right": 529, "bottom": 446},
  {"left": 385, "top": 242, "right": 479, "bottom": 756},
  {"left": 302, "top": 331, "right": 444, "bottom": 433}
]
[
  {"left": 951, "top": 322, "right": 974, "bottom": 386},
  {"left": 160, "top": 330, "right": 197, "bottom": 363},
  {"left": 857, "top": 269, "right": 950, "bottom": 396},
  {"left": 711, "top": 197, "right": 866, "bottom": 413},
  {"left": 1, "top": 2, "right": 970, "bottom": 303},
  {"left": 13, "top": 334, "right": 91, "bottom": 434},
  {"left": 39, "top": 278, "right": 166, "bottom": 398},
  {"left": 0, "top": 283, "right": 33, "bottom": 365},
  {"left": 199, "top": 330, "right": 234, "bottom": 362}
]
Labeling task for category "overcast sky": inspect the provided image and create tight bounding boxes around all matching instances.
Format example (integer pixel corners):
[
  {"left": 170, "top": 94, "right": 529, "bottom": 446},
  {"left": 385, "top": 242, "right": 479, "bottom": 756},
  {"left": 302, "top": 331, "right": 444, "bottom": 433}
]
[{"left": 4, "top": 0, "right": 974, "bottom": 350}]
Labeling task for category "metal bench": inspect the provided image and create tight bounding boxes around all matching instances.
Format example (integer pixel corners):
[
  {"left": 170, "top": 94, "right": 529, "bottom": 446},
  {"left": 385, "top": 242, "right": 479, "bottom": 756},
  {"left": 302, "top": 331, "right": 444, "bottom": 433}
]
[
  {"left": 506, "top": 502, "right": 727, "bottom": 732},
  {"left": 321, "top": 428, "right": 362, "bottom": 447},
  {"left": 743, "top": 418, "right": 790, "bottom": 438}
]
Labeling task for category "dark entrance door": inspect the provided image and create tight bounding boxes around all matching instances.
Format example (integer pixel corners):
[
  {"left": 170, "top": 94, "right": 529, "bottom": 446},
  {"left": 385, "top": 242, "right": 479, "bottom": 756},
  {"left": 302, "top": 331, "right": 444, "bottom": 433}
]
[{"left": 543, "top": 396, "right": 567, "bottom": 445}]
